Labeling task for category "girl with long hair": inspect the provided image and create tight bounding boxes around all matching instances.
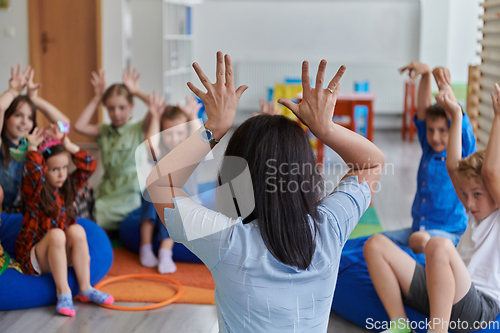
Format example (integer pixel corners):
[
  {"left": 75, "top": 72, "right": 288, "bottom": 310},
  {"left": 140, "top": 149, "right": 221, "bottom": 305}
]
[
  {"left": 15, "top": 124, "right": 113, "bottom": 317},
  {"left": 0, "top": 65, "right": 70, "bottom": 213}
]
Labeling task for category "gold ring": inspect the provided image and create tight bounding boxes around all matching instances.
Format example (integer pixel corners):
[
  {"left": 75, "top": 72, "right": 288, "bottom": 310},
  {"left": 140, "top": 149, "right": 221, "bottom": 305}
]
[{"left": 326, "top": 88, "right": 334, "bottom": 93}]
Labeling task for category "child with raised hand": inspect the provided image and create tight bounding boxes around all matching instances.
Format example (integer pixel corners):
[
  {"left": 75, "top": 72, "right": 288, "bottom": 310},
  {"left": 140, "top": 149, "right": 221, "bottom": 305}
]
[
  {"left": 363, "top": 81, "right": 500, "bottom": 333},
  {"left": 1, "top": 65, "right": 70, "bottom": 213},
  {"left": 74, "top": 67, "right": 160, "bottom": 231},
  {"left": 383, "top": 62, "right": 476, "bottom": 253},
  {"left": 15, "top": 124, "right": 113, "bottom": 317},
  {"left": 122, "top": 94, "right": 202, "bottom": 273}
]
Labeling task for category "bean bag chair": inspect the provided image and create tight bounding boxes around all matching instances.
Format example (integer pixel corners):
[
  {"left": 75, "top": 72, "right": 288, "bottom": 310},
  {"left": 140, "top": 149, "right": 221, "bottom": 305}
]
[
  {"left": 0, "top": 213, "right": 113, "bottom": 311},
  {"left": 332, "top": 236, "right": 500, "bottom": 333}
]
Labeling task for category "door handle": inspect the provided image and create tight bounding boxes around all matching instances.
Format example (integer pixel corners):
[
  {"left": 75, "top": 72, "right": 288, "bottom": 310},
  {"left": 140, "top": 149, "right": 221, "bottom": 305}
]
[{"left": 41, "top": 32, "right": 55, "bottom": 53}]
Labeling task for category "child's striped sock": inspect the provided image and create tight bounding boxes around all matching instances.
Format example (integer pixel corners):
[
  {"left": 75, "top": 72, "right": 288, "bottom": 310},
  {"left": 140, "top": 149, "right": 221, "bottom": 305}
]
[
  {"left": 79, "top": 287, "right": 114, "bottom": 305},
  {"left": 56, "top": 293, "right": 75, "bottom": 317}
]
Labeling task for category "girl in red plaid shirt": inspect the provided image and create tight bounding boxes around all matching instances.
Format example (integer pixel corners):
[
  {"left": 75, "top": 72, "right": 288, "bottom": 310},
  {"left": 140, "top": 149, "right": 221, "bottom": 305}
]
[{"left": 15, "top": 124, "right": 113, "bottom": 317}]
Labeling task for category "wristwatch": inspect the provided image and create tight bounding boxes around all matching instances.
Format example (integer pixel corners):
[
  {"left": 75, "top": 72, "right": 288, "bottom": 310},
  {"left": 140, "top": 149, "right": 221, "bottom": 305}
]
[{"left": 200, "top": 125, "right": 220, "bottom": 146}]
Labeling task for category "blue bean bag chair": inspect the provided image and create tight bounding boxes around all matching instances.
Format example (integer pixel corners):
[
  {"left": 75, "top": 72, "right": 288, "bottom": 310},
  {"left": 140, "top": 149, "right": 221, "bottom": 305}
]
[
  {"left": 0, "top": 213, "right": 113, "bottom": 311},
  {"left": 332, "top": 236, "right": 500, "bottom": 333}
]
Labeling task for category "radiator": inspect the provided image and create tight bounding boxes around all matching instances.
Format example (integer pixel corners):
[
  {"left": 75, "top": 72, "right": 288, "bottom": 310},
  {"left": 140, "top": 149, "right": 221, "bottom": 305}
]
[{"left": 234, "top": 61, "right": 406, "bottom": 115}]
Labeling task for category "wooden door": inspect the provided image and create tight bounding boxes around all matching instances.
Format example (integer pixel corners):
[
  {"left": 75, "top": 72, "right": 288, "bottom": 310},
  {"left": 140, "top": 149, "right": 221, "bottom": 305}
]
[{"left": 28, "top": 0, "right": 101, "bottom": 143}]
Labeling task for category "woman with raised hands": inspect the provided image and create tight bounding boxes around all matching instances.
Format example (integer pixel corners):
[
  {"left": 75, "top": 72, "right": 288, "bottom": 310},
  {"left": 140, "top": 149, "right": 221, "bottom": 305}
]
[{"left": 146, "top": 52, "right": 385, "bottom": 332}]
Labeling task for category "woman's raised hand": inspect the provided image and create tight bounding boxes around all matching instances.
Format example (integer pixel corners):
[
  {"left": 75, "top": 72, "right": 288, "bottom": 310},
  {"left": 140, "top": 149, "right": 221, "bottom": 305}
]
[
  {"left": 27, "top": 69, "right": 42, "bottom": 99},
  {"left": 90, "top": 69, "right": 106, "bottom": 99},
  {"left": 122, "top": 66, "right": 140, "bottom": 95},
  {"left": 9, "top": 64, "right": 31, "bottom": 95},
  {"left": 187, "top": 52, "right": 248, "bottom": 139},
  {"left": 278, "top": 60, "right": 345, "bottom": 137}
]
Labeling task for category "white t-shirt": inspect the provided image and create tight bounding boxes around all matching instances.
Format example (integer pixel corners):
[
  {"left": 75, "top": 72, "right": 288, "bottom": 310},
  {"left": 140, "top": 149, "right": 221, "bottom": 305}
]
[{"left": 457, "top": 209, "right": 500, "bottom": 304}]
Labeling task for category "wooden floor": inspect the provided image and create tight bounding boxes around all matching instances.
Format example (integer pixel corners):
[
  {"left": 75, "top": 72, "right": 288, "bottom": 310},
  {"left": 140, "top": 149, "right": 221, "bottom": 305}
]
[{"left": 1, "top": 130, "right": 421, "bottom": 333}]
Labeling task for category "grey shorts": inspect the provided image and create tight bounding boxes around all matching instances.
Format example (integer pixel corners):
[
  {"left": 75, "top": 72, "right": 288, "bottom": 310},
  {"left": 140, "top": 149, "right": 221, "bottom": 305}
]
[{"left": 404, "top": 263, "right": 500, "bottom": 333}]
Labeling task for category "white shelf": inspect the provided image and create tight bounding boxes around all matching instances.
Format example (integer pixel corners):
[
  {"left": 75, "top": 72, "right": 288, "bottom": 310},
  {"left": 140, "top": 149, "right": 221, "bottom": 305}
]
[
  {"left": 163, "top": 0, "right": 202, "bottom": 5},
  {"left": 164, "top": 34, "right": 194, "bottom": 40},
  {"left": 164, "top": 67, "right": 192, "bottom": 77}
]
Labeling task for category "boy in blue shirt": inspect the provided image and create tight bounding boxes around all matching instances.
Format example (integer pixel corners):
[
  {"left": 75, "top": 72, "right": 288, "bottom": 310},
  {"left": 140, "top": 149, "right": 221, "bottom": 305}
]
[{"left": 383, "top": 62, "right": 476, "bottom": 253}]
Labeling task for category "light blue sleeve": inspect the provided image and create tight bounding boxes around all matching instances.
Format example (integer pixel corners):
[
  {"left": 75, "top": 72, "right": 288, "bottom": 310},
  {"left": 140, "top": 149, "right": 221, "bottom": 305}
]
[
  {"left": 318, "top": 176, "right": 372, "bottom": 245},
  {"left": 163, "top": 197, "right": 240, "bottom": 269}
]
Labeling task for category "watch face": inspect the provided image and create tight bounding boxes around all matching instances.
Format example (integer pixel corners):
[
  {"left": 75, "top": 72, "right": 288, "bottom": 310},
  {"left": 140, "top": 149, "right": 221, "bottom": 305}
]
[{"left": 201, "top": 129, "right": 212, "bottom": 142}]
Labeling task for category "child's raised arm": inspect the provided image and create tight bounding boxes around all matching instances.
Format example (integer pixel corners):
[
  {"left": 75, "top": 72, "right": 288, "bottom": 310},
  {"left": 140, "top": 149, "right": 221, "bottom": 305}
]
[
  {"left": 399, "top": 62, "right": 432, "bottom": 121},
  {"left": 27, "top": 69, "right": 70, "bottom": 124},
  {"left": 178, "top": 95, "right": 203, "bottom": 134},
  {"left": 121, "top": 66, "right": 156, "bottom": 136},
  {"left": 144, "top": 91, "right": 165, "bottom": 149},
  {"left": 279, "top": 61, "right": 385, "bottom": 196},
  {"left": 482, "top": 83, "right": 500, "bottom": 207},
  {"left": 436, "top": 77, "right": 466, "bottom": 205},
  {"left": 74, "top": 70, "right": 105, "bottom": 138}
]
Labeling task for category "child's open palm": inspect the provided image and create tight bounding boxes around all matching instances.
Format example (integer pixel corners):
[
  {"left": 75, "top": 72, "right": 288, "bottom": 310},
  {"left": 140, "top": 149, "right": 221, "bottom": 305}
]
[
  {"left": 27, "top": 127, "right": 44, "bottom": 147},
  {"left": 491, "top": 83, "right": 500, "bottom": 116},
  {"left": 147, "top": 91, "right": 166, "bottom": 119},
  {"left": 9, "top": 64, "right": 31, "bottom": 94},
  {"left": 27, "top": 69, "right": 42, "bottom": 99},
  {"left": 177, "top": 95, "right": 202, "bottom": 120},
  {"left": 91, "top": 69, "right": 106, "bottom": 99},
  {"left": 399, "top": 62, "right": 431, "bottom": 79},
  {"left": 122, "top": 67, "right": 140, "bottom": 95}
]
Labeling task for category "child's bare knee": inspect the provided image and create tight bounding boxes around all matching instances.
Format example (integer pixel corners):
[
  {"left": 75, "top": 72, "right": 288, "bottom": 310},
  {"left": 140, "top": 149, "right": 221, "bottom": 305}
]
[
  {"left": 66, "top": 224, "right": 87, "bottom": 242},
  {"left": 48, "top": 228, "right": 66, "bottom": 247},
  {"left": 425, "top": 236, "right": 454, "bottom": 258},
  {"left": 363, "top": 234, "right": 387, "bottom": 254}
]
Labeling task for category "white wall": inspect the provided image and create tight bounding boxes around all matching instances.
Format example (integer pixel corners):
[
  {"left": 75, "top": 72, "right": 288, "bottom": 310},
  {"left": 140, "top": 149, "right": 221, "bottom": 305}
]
[
  {"left": 193, "top": 1, "right": 421, "bottom": 81},
  {"left": 0, "top": 0, "right": 482, "bottom": 115},
  {"left": 0, "top": 1, "right": 29, "bottom": 92},
  {"left": 447, "top": 0, "right": 482, "bottom": 83}
]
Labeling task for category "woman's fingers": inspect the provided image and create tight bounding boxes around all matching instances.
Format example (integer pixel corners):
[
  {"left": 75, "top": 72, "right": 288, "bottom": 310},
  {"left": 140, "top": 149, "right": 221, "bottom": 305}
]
[
  {"left": 224, "top": 54, "right": 235, "bottom": 89},
  {"left": 215, "top": 51, "right": 225, "bottom": 86},
  {"left": 235, "top": 85, "right": 248, "bottom": 100},
  {"left": 277, "top": 98, "right": 298, "bottom": 114},
  {"left": 301, "top": 61, "right": 311, "bottom": 97},
  {"left": 327, "top": 65, "right": 346, "bottom": 91},
  {"left": 192, "top": 62, "right": 213, "bottom": 94},
  {"left": 187, "top": 81, "right": 205, "bottom": 100},
  {"left": 315, "top": 60, "right": 327, "bottom": 92}
]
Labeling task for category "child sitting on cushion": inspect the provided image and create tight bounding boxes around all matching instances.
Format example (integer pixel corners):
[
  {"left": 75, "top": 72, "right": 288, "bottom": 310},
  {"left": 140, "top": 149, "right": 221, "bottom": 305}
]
[
  {"left": 364, "top": 79, "right": 500, "bottom": 333},
  {"left": 383, "top": 63, "right": 476, "bottom": 253},
  {"left": 120, "top": 95, "right": 203, "bottom": 273},
  {"left": 15, "top": 124, "right": 113, "bottom": 317}
]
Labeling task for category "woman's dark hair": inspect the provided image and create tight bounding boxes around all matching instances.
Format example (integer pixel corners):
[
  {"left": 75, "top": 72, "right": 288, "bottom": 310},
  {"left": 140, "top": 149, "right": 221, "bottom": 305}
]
[
  {"left": 1, "top": 95, "right": 37, "bottom": 166},
  {"left": 41, "top": 144, "right": 76, "bottom": 220},
  {"left": 220, "top": 115, "right": 324, "bottom": 270}
]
